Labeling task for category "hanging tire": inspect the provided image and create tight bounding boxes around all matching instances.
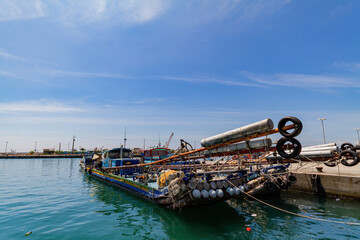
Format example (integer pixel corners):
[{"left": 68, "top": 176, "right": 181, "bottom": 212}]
[
  {"left": 323, "top": 159, "right": 338, "bottom": 167},
  {"left": 340, "top": 150, "right": 359, "bottom": 167},
  {"left": 341, "top": 143, "right": 354, "bottom": 151},
  {"left": 276, "top": 137, "right": 302, "bottom": 158},
  {"left": 351, "top": 145, "right": 360, "bottom": 152},
  {"left": 278, "top": 117, "right": 303, "bottom": 138}
]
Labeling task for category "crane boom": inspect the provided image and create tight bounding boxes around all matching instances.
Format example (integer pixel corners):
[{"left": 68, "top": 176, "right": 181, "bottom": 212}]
[{"left": 165, "top": 132, "right": 174, "bottom": 148}]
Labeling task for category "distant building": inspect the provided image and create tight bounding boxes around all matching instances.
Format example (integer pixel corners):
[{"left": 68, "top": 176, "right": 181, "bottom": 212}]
[{"left": 43, "top": 148, "right": 55, "bottom": 154}]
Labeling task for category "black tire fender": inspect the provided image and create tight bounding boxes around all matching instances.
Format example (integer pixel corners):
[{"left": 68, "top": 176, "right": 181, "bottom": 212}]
[
  {"left": 276, "top": 137, "right": 302, "bottom": 158},
  {"left": 341, "top": 143, "right": 354, "bottom": 151},
  {"left": 323, "top": 159, "right": 338, "bottom": 167},
  {"left": 340, "top": 150, "right": 359, "bottom": 167},
  {"left": 278, "top": 116, "right": 303, "bottom": 138}
]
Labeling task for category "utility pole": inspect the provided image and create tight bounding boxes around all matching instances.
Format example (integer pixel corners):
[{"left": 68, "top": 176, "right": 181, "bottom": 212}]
[
  {"left": 5, "top": 141, "right": 8, "bottom": 153},
  {"left": 59, "top": 142, "right": 61, "bottom": 153},
  {"left": 355, "top": 128, "right": 360, "bottom": 145},
  {"left": 318, "top": 118, "right": 326, "bottom": 144},
  {"left": 143, "top": 139, "right": 145, "bottom": 149},
  {"left": 124, "top": 126, "right": 127, "bottom": 149},
  {"left": 72, "top": 135, "right": 76, "bottom": 153},
  {"left": 34, "top": 141, "right": 37, "bottom": 152}
]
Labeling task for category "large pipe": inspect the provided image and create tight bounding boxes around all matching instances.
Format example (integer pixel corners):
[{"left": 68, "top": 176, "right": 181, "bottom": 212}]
[
  {"left": 301, "top": 146, "right": 339, "bottom": 153},
  {"left": 201, "top": 119, "right": 274, "bottom": 148},
  {"left": 302, "top": 143, "right": 337, "bottom": 149},
  {"left": 205, "top": 138, "right": 272, "bottom": 155},
  {"left": 267, "top": 150, "right": 336, "bottom": 160}
]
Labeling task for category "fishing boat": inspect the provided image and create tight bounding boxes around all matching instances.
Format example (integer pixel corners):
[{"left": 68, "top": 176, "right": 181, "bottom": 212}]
[
  {"left": 80, "top": 117, "right": 303, "bottom": 209},
  {"left": 142, "top": 147, "right": 172, "bottom": 163}
]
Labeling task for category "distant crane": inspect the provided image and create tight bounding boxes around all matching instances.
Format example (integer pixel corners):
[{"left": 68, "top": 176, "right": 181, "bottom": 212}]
[{"left": 165, "top": 132, "right": 174, "bottom": 148}]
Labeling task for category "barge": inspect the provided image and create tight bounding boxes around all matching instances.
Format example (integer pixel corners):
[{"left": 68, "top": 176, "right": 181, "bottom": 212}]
[{"left": 80, "top": 117, "right": 303, "bottom": 209}]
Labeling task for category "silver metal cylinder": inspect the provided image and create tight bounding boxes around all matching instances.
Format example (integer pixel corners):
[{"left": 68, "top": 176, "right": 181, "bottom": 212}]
[
  {"left": 206, "top": 138, "right": 272, "bottom": 155},
  {"left": 201, "top": 119, "right": 274, "bottom": 147}
]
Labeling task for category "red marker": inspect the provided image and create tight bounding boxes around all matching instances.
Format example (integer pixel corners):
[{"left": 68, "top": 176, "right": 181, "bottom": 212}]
[{"left": 246, "top": 227, "right": 251, "bottom": 231}]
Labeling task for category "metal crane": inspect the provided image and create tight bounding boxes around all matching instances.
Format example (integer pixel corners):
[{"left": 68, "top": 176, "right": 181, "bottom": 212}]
[{"left": 165, "top": 132, "right": 174, "bottom": 148}]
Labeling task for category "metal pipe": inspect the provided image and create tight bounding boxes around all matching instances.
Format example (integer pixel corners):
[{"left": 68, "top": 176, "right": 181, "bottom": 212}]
[
  {"left": 201, "top": 119, "right": 274, "bottom": 148},
  {"left": 205, "top": 138, "right": 272, "bottom": 155}
]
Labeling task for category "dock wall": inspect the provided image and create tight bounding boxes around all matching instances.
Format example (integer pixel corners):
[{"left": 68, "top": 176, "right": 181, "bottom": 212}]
[{"left": 289, "top": 163, "right": 360, "bottom": 199}]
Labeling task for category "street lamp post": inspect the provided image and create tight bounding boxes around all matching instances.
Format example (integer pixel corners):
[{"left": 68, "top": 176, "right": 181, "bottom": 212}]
[
  {"left": 355, "top": 128, "right": 360, "bottom": 145},
  {"left": 318, "top": 118, "right": 327, "bottom": 144}
]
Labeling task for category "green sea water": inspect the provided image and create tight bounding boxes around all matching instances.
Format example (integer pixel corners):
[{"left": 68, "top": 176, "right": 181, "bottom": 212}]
[{"left": 1, "top": 158, "right": 360, "bottom": 240}]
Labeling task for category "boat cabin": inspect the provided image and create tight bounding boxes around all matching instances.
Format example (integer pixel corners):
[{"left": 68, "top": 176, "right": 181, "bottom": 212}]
[{"left": 142, "top": 147, "right": 172, "bottom": 163}]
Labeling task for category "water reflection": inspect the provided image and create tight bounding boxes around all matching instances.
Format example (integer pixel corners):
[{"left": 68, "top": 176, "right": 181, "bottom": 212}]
[{"left": 82, "top": 173, "right": 360, "bottom": 240}]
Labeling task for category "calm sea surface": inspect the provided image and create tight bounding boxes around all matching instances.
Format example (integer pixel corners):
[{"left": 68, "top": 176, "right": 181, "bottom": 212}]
[{"left": 1, "top": 158, "right": 360, "bottom": 240}]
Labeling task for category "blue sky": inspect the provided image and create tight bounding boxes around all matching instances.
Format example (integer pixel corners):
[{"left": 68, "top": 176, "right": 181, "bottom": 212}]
[{"left": 0, "top": 0, "right": 359, "bottom": 152}]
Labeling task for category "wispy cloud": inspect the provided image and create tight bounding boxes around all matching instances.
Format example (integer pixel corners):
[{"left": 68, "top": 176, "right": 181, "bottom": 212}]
[
  {"left": 159, "top": 76, "right": 264, "bottom": 88},
  {"left": 241, "top": 71, "right": 360, "bottom": 88},
  {"left": 46, "top": 70, "right": 131, "bottom": 79},
  {"left": 0, "top": 0, "right": 46, "bottom": 21},
  {"left": 0, "top": 0, "right": 170, "bottom": 26},
  {"left": 0, "top": 0, "right": 290, "bottom": 27},
  {"left": 333, "top": 62, "right": 360, "bottom": 73},
  {"left": 168, "top": 0, "right": 290, "bottom": 28},
  {"left": 0, "top": 50, "right": 25, "bottom": 61},
  {"left": 0, "top": 100, "right": 84, "bottom": 113}
]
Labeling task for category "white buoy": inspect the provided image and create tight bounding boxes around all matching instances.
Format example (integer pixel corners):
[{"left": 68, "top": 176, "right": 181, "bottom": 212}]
[
  {"left": 192, "top": 189, "right": 201, "bottom": 199},
  {"left": 216, "top": 189, "right": 224, "bottom": 198},
  {"left": 201, "top": 189, "right": 209, "bottom": 199},
  {"left": 234, "top": 187, "right": 241, "bottom": 196},
  {"left": 209, "top": 189, "right": 217, "bottom": 199},
  {"left": 226, "top": 187, "right": 234, "bottom": 196}
]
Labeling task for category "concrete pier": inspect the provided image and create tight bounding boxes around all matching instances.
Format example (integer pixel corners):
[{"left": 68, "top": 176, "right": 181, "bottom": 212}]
[{"left": 289, "top": 162, "right": 360, "bottom": 199}]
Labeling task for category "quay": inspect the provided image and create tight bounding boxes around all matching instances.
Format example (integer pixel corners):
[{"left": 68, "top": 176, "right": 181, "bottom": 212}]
[
  {"left": 0, "top": 153, "right": 83, "bottom": 159},
  {"left": 289, "top": 162, "right": 360, "bottom": 199}
]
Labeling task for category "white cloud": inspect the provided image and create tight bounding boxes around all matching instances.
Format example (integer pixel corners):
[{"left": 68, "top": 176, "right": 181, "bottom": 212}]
[
  {"left": 334, "top": 62, "right": 360, "bottom": 73},
  {"left": 0, "top": 100, "right": 84, "bottom": 113},
  {"left": 241, "top": 71, "right": 360, "bottom": 88},
  {"left": 0, "top": 50, "right": 25, "bottom": 61},
  {"left": 0, "top": 0, "right": 290, "bottom": 27},
  {"left": 0, "top": 0, "right": 170, "bottom": 25},
  {"left": 0, "top": 0, "right": 46, "bottom": 21},
  {"left": 159, "top": 76, "right": 264, "bottom": 88},
  {"left": 46, "top": 70, "right": 131, "bottom": 79}
]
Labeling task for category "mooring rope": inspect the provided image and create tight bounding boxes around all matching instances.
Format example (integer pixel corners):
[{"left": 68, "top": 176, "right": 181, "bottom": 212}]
[{"left": 225, "top": 179, "right": 360, "bottom": 226}]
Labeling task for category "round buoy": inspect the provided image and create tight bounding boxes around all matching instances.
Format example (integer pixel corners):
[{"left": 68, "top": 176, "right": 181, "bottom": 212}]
[
  {"left": 234, "top": 187, "right": 241, "bottom": 196},
  {"left": 210, "top": 181, "right": 217, "bottom": 190},
  {"left": 209, "top": 189, "right": 217, "bottom": 199},
  {"left": 196, "top": 182, "right": 204, "bottom": 190},
  {"left": 203, "top": 182, "right": 211, "bottom": 191},
  {"left": 226, "top": 187, "right": 234, "bottom": 196},
  {"left": 216, "top": 181, "right": 223, "bottom": 189},
  {"left": 246, "top": 227, "right": 251, "bottom": 232},
  {"left": 192, "top": 189, "right": 201, "bottom": 199},
  {"left": 222, "top": 180, "right": 229, "bottom": 188},
  {"left": 216, "top": 189, "right": 224, "bottom": 198},
  {"left": 201, "top": 189, "right": 209, "bottom": 199}
]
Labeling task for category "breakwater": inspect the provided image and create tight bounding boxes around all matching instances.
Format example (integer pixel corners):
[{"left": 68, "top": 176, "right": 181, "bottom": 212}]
[{"left": 0, "top": 153, "right": 83, "bottom": 159}]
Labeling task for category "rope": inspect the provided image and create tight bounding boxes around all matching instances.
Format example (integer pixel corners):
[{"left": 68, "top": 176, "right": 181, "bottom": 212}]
[{"left": 225, "top": 179, "right": 360, "bottom": 226}]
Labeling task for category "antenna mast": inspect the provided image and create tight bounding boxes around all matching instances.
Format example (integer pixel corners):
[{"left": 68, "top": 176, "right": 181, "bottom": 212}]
[{"left": 124, "top": 126, "right": 127, "bottom": 148}]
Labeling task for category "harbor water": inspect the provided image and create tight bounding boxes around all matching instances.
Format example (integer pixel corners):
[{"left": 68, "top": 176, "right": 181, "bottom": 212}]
[{"left": 1, "top": 158, "right": 360, "bottom": 239}]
